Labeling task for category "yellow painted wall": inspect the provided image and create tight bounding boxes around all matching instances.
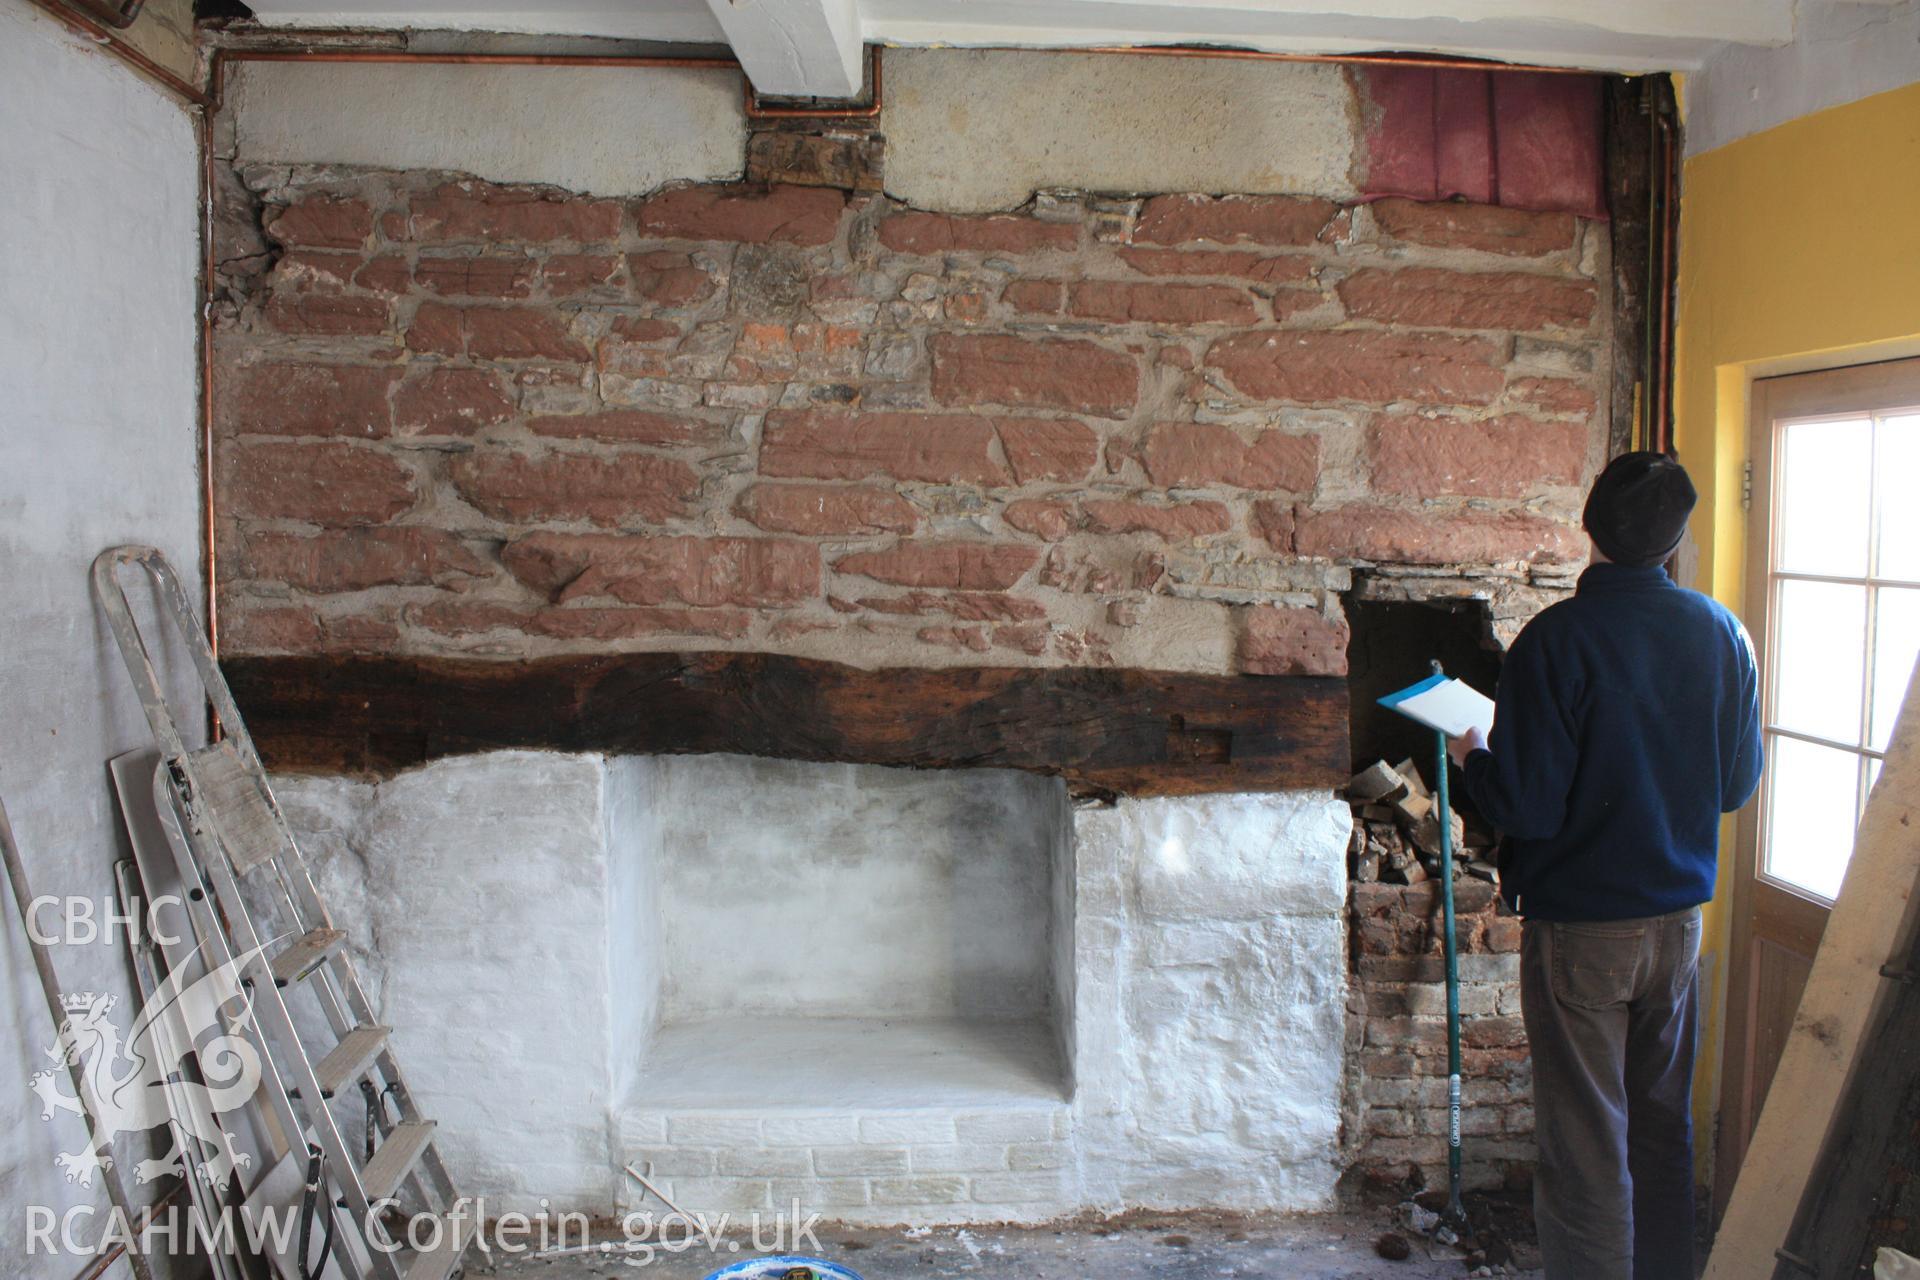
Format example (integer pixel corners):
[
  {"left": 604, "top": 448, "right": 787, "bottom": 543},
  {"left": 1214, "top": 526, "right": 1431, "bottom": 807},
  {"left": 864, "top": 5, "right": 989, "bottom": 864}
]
[{"left": 1674, "top": 79, "right": 1920, "bottom": 1173}]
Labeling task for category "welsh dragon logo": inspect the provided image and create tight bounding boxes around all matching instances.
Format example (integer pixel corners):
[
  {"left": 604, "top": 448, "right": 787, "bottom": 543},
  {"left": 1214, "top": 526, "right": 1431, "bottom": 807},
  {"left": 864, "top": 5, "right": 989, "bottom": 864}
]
[{"left": 30, "top": 939, "right": 276, "bottom": 1189}]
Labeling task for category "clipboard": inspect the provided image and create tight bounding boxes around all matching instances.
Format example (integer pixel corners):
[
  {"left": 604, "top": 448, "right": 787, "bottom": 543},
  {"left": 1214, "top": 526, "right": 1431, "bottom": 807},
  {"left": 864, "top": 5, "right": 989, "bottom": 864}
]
[{"left": 1378, "top": 674, "right": 1495, "bottom": 740}]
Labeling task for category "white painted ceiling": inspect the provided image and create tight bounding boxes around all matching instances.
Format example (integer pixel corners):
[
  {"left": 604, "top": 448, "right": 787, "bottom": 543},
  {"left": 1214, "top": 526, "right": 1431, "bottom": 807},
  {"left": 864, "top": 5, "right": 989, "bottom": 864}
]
[{"left": 243, "top": 0, "right": 1801, "bottom": 97}]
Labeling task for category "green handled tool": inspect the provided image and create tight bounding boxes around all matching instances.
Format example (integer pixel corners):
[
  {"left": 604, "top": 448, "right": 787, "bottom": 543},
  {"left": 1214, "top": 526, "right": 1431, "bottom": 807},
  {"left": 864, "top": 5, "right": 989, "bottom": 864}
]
[{"left": 1431, "top": 660, "right": 1467, "bottom": 1231}]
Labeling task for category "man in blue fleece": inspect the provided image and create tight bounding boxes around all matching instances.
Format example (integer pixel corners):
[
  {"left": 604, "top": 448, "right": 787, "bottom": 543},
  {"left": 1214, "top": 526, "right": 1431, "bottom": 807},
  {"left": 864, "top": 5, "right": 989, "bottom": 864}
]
[{"left": 1447, "top": 452, "right": 1762, "bottom": 1280}]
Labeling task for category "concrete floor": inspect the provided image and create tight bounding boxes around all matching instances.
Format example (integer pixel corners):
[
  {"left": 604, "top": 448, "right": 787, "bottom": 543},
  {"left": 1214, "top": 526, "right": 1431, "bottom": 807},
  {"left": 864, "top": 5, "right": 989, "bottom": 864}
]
[{"left": 469, "top": 1209, "right": 1543, "bottom": 1279}]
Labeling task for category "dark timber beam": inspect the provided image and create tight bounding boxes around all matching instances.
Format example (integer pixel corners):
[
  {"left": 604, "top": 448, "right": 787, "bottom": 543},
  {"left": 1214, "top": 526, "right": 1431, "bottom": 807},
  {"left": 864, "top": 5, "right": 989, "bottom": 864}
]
[{"left": 221, "top": 653, "right": 1350, "bottom": 799}]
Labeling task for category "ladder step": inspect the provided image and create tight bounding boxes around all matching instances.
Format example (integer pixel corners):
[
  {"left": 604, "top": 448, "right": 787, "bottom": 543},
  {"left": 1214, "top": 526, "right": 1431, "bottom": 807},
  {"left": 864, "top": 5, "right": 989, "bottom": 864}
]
[
  {"left": 406, "top": 1209, "right": 479, "bottom": 1280},
  {"left": 186, "top": 741, "right": 283, "bottom": 875},
  {"left": 363, "top": 1120, "right": 437, "bottom": 1203},
  {"left": 309, "top": 1025, "right": 391, "bottom": 1098},
  {"left": 269, "top": 927, "right": 347, "bottom": 986}
]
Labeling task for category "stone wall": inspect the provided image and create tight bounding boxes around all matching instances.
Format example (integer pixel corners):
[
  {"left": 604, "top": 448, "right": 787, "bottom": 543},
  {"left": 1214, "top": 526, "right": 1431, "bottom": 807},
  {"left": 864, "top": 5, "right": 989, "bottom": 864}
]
[{"left": 211, "top": 165, "right": 1607, "bottom": 675}]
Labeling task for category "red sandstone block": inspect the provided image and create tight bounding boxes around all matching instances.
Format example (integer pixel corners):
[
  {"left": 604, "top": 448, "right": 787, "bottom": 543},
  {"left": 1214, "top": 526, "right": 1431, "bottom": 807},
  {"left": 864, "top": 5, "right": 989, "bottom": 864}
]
[
  {"left": 1081, "top": 499, "right": 1232, "bottom": 540},
  {"left": 1205, "top": 330, "right": 1504, "bottom": 406},
  {"left": 736, "top": 483, "right": 920, "bottom": 535},
  {"left": 628, "top": 251, "right": 715, "bottom": 306},
  {"left": 1251, "top": 499, "right": 1295, "bottom": 551},
  {"left": 609, "top": 315, "right": 683, "bottom": 343},
  {"left": 1239, "top": 604, "right": 1350, "bottom": 676},
  {"left": 501, "top": 531, "right": 819, "bottom": 607},
  {"left": 1066, "top": 280, "right": 1259, "bottom": 326},
  {"left": 392, "top": 368, "right": 515, "bottom": 436},
  {"left": 998, "top": 418, "right": 1100, "bottom": 484},
  {"left": 265, "top": 196, "right": 374, "bottom": 250},
  {"left": 1004, "top": 499, "right": 1075, "bottom": 542},
  {"left": 404, "top": 181, "right": 623, "bottom": 244},
  {"left": 354, "top": 255, "right": 411, "bottom": 295},
  {"left": 272, "top": 251, "right": 362, "bottom": 294},
  {"left": 264, "top": 293, "right": 390, "bottom": 337},
  {"left": 1371, "top": 198, "right": 1576, "bottom": 258},
  {"left": 1370, "top": 413, "right": 1586, "bottom": 499},
  {"left": 1509, "top": 376, "right": 1598, "bottom": 417},
  {"left": 917, "top": 625, "right": 991, "bottom": 652},
  {"left": 221, "top": 442, "right": 415, "bottom": 525},
  {"left": 1002, "top": 281, "right": 1064, "bottom": 315},
  {"left": 855, "top": 591, "right": 1049, "bottom": 622},
  {"left": 236, "top": 527, "right": 489, "bottom": 593},
  {"left": 532, "top": 605, "right": 751, "bottom": 641},
  {"left": 834, "top": 541, "right": 1039, "bottom": 590},
  {"left": 413, "top": 255, "right": 536, "bottom": 299},
  {"left": 930, "top": 334, "right": 1137, "bottom": 418},
  {"left": 1134, "top": 194, "right": 1337, "bottom": 247},
  {"left": 220, "top": 364, "right": 398, "bottom": 439},
  {"left": 1291, "top": 504, "right": 1585, "bottom": 566},
  {"left": 635, "top": 184, "right": 844, "bottom": 246},
  {"left": 460, "top": 307, "right": 592, "bottom": 362},
  {"left": 450, "top": 449, "right": 700, "bottom": 525},
  {"left": 543, "top": 253, "right": 624, "bottom": 295},
  {"left": 405, "top": 301, "right": 466, "bottom": 356},
  {"left": 1139, "top": 422, "right": 1318, "bottom": 491},
  {"left": 222, "top": 606, "right": 397, "bottom": 654},
  {"left": 878, "top": 211, "right": 1078, "bottom": 255},
  {"left": 1338, "top": 268, "right": 1595, "bottom": 332},
  {"left": 992, "top": 622, "right": 1049, "bottom": 655},
  {"left": 1117, "top": 247, "right": 1316, "bottom": 284},
  {"left": 525, "top": 411, "right": 718, "bottom": 446},
  {"left": 760, "top": 410, "right": 1009, "bottom": 485}
]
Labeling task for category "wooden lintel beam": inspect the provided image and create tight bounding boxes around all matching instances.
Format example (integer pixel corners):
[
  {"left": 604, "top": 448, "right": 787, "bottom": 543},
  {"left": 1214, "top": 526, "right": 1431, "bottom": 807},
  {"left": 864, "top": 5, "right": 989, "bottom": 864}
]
[{"left": 222, "top": 652, "right": 1350, "bottom": 799}]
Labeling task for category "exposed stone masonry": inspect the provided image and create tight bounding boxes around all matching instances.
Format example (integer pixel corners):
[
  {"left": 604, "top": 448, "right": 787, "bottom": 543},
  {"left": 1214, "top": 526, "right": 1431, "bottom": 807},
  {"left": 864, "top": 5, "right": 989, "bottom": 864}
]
[{"left": 212, "top": 169, "right": 1608, "bottom": 673}]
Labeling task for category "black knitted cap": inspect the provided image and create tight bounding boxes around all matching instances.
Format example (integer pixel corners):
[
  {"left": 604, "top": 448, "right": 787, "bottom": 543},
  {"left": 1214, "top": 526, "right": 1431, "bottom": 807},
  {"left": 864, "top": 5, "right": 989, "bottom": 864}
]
[{"left": 1582, "top": 451, "right": 1697, "bottom": 567}]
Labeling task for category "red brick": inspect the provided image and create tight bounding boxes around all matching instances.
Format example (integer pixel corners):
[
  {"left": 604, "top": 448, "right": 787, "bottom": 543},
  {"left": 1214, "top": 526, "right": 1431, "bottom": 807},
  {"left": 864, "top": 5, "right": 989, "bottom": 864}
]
[
  {"left": 236, "top": 527, "right": 488, "bottom": 592},
  {"left": 609, "top": 315, "right": 683, "bottom": 343},
  {"left": 945, "top": 293, "right": 987, "bottom": 324},
  {"left": 1004, "top": 499, "right": 1075, "bottom": 542},
  {"left": 1139, "top": 422, "right": 1318, "bottom": 490},
  {"left": 221, "top": 442, "right": 415, "bottom": 525},
  {"left": 264, "top": 293, "right": 390, "bottom": 337},
  {"left": 1240, "top": 604, "right": 1350, "bottom": 676},
  {"left": 1485, "top": 916, "right": 1523, "bottom": 953},
  {"left": 1509, "top": 377, "right": 1598, "bottom": 416},
  {"left": 393, "top": 368, "right": 515, "bottom": 436},
  {"left": 501, "top": 532, "right": 818, "bottom": 607},
  {"left": 219, "top": 364, "right": 397, "bottom": 439},
  {"left": 1205, "top": 330, "right": 1504, "bottom": 406},
  {"left": 405, "top": 302, "right": 465, "bottom": 356},
  {"left": 998, "top": 418, "right": 1100, "bottom": 484},
  {"left": 725, "top": 322, "right": 862, "bottom": 380},
  {"left": 1117, "top": 248, "right": 1316, "bottom": 284},
  {"left": 1292, "top": 504, "right": 1585, "bottom": 566},
  {"left": 760, "top": 410, "right": 1008, "bottom": 485},
  {"left": 878, "top": 211, "right": 1078, "bottom": 255},
  {"left": 404, "top": 181, "right": 623, "bottom": 244},
  {"left": 413, "top": 255, "right": 535, "bottom": 299},
  {"left": 628, "top": 252, "right": 714, "bottom": 306},
  {"left": 736, "top": 483, "right": 919, "bottom": 535},
  {"left": 1082, "top": 499, "right": 1232, "bottom": 540},
  {"left": 354, "top": 255, "right": 411, "bottom": 295},
  {"left": 525, "top": 411, "right": 718, "bottom": 446},
  {"left": 272, "top": 251, "right": 361, "bottom": 293},
  {"left": 1370, "top": 413, "right": 1586, "bottom": 498},
  {"left": 1338, "top": 268, "right": 1595, "bottom": 332},
  {"left": 222, "top": 606, "right": 397, "bottom": 653},
  {"left": 1371, "top": 198, "right": 1576, "bottom": 258},
  {"left": 462, "top": 307, "right": 592, "bottom": 362},
  {"left": 1134, "top": 194, "right": 1336, "bottom": 247},
  {"left": 265, "top": 197, "right": 373, "bottom": 250},
  {"left": 543, "top": 254, "right": 623, "bottom": 295},
  {"left": 450, "top": 450, "right": 700, "bottom": 525},
  {"left": 834, "top": 541, "right": 1039, "bottom": 590},
  {"left": 1066, "top": 281, "right": 1258, "bottom": 325},
  {"left": 930, "top": 334, "right": 1137, "bottom": 418},
  {"left": 635, "top": 184, "right": 844, "bottom": 246},
  {"left": 1002, "top": 281, "right": 1064, "bottom": 314}
]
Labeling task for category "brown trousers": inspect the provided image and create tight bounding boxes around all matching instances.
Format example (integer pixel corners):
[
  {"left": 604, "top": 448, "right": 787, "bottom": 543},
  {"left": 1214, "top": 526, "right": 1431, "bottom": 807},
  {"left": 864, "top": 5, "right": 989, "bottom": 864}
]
[{"left": 1521, "top": 908, "right": 1702, "bottom": 1280}]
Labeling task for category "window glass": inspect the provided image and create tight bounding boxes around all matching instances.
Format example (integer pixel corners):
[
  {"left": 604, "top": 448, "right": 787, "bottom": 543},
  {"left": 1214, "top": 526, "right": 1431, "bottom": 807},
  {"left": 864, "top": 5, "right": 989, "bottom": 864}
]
[
  {"left": 1879, "top": 414, "right": 1920, "bottom": 582},
  {"left": 1871, "top": 586, "right": 1920, "bottom": 753},
  {"left": 1772, "top": 579, "right": 1866, "bottom": 744},
  {"left": 1762, "top": 736, "right": 1862, "bottom": 901},
  {"left": 1777, "top": 417, "right": 1872, "bottom": 576}
]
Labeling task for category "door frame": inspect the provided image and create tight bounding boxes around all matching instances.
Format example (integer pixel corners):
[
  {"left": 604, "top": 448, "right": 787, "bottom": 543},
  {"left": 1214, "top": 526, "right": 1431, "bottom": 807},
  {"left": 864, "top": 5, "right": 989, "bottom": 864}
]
[{"left": 1715, "top": 357, "right": 1920, "bottom": 1217}]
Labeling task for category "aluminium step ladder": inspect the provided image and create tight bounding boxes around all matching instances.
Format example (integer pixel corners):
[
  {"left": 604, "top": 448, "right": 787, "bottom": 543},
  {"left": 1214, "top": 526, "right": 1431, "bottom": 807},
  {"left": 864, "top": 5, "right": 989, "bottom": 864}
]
[{"left": 93, "top": 545, "right": 476, "bottom": 1280}]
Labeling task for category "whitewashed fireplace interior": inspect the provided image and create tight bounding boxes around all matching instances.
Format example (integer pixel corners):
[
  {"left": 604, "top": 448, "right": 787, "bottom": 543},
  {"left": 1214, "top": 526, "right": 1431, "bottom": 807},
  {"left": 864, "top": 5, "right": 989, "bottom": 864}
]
[{"left": 273, "top": 751, "right": 1349, "bottom": 1224}]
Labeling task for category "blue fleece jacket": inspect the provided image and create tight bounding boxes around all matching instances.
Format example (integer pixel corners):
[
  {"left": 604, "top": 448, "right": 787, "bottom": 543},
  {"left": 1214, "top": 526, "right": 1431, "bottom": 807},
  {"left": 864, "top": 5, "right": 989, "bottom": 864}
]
[{"left": 1461, "top": 562, "right": 1763, "bottom": 922}]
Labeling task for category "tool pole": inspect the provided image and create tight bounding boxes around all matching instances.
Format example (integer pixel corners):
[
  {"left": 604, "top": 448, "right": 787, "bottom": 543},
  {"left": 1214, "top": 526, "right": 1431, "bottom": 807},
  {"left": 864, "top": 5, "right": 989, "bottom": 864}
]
[{"left": 1433, "top": 676, "right": 1467, "bottom": 1229}]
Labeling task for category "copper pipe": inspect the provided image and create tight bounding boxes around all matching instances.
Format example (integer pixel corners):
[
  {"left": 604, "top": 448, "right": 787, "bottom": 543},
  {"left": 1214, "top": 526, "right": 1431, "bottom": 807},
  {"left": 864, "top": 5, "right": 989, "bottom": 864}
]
[
  {"left": 744, "top": 45, "right": 882, "bottom": 119},
  {"left": 200, "top": 109, "right": 218, "bottom": 666},
  {"left": 19, "top": 0, "right": 209, "bottom": 106},
  {"left": 70, "top": 1181, "right": 188, "bottom": 1280},
  {"left": 1652, "top": 94, "right": 1679, "bottom": 456}
]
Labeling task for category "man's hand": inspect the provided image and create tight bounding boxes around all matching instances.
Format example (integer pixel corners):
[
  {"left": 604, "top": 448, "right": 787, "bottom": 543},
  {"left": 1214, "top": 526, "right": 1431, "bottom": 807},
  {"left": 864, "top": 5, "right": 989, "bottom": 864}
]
[{"left": 1448, "top": 726, "right": 1488, "bottom": 770}]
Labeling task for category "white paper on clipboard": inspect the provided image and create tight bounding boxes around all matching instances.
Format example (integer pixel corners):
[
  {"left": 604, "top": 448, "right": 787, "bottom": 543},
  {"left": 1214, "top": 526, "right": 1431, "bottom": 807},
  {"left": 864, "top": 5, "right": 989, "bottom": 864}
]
[{"left": 1378, "top": 674, "right": 1496, "bottom": 740}]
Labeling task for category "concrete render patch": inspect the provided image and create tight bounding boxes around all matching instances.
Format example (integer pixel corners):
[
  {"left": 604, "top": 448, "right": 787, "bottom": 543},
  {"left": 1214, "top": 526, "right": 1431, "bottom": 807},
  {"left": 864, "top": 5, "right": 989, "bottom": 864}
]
[
  {"left": 228, "top": 59, "right": 747, "bottom": 197},
  {"left": 883, "top": 49, "right": 1361, "bottom": 213}
]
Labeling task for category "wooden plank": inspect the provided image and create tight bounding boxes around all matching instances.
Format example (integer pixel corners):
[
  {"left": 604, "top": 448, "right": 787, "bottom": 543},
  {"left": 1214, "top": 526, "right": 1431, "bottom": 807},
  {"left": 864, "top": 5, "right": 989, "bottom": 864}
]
[
  {"left": 220, "top": 653, "right": 1350, "bottom": 798},
  {"left": 1705, "top": 667, "right": 1920, "bottom": 1278},
  {"left": 1603, "top": 74, "right": 1655, "bottom": 459}
]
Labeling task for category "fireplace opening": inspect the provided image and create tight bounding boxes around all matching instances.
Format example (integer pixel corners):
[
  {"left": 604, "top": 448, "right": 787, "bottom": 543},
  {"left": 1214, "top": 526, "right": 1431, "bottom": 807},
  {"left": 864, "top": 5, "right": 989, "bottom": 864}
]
[
  {"left": 1344, "top": 596, "right": 1504, "bottom": 786},
  {"left": 609, "top": 755, "right": 1075, "bottom": 1129}
]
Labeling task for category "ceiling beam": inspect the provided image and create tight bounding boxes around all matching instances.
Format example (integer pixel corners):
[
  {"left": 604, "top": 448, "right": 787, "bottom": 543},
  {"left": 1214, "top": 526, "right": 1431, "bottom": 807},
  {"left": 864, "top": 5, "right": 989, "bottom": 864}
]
[{"left": 703, "top": 0, "right": 864, "bottom": 97}]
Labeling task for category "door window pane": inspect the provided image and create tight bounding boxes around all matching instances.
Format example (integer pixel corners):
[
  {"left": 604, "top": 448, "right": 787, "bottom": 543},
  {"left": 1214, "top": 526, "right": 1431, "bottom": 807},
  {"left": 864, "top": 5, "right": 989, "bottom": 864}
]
[
  {"left": 1880, "top": 414, "right": 1920, "bottom": 581},
  {"left": 1763, "top": 735, "right": 1864, "bottom": 900},
  {"left": 1772, "top": 579, "right": 1867, "bottom": 744},
  {"left": 1871, "top": 586, "right": 1920, "bottom": 752},
  {"left": 1777, "top": 417, "right": 1872, "bottom": 576}
]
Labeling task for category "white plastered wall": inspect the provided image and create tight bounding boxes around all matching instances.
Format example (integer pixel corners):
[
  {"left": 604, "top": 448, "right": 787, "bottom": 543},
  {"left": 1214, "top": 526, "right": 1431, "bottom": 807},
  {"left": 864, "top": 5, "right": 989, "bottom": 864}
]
[{"left": 0, "top": 1, "right": 202, "bottom": 1267}]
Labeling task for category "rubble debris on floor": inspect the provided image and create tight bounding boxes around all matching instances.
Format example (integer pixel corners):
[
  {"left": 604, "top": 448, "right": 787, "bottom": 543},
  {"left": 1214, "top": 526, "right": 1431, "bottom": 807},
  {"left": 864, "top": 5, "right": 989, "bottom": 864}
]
[
  {"left": 470, "top": 1207, "right": 1542, "bottom": 1279},
  {"left": 1347, "top": 758, "right": 1496, "bottom": 886}
]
